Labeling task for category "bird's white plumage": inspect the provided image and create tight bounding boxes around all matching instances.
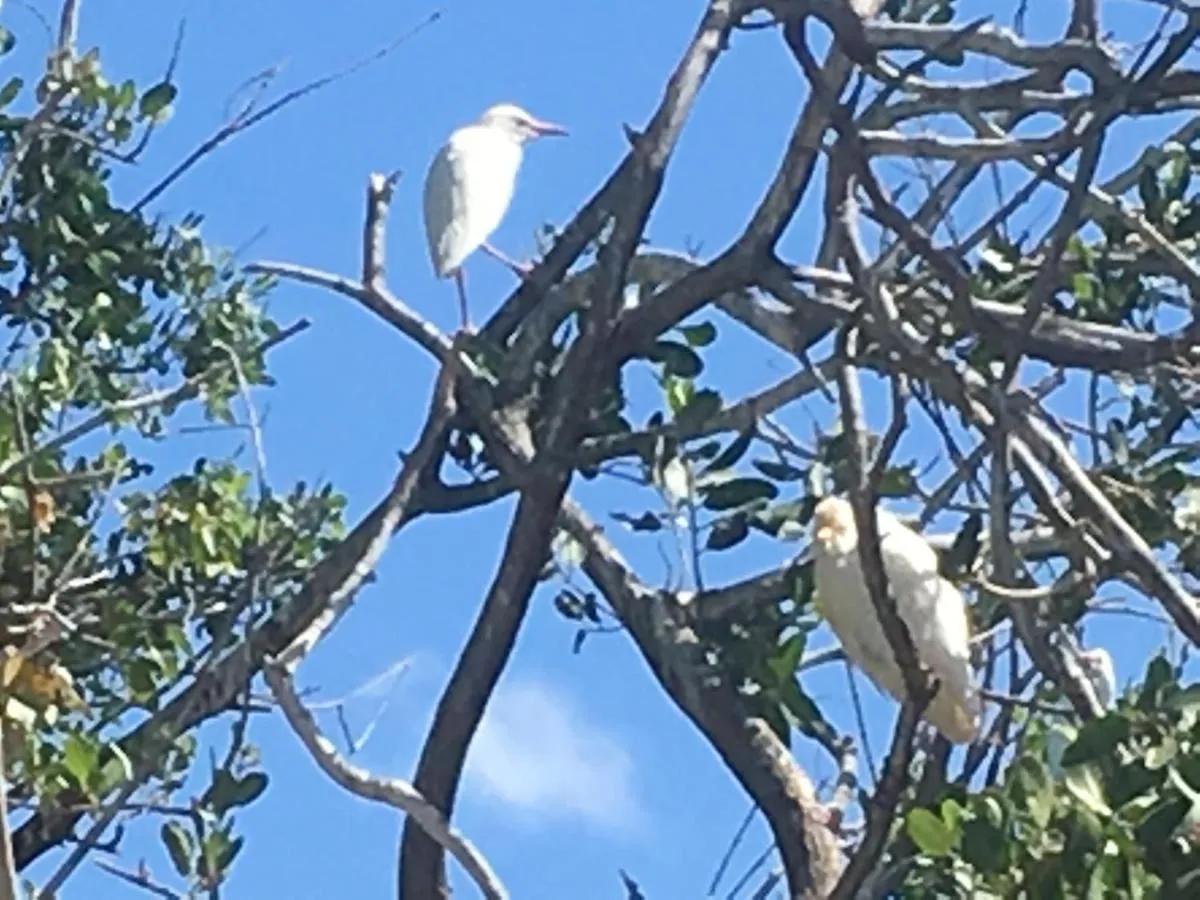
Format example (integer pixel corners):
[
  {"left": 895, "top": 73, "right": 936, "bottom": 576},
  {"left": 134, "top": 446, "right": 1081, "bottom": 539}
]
[
  {"left": 811, "top": 496, "right": 980, "bottom": 743},
  {"left": 423, "top": 122, "right": 524, "bottom": 276}
]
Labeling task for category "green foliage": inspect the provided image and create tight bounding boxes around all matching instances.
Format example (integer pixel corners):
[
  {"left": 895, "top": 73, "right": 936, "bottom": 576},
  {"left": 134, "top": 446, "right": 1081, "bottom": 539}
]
[
  {"left": 900, "top": 657, "right": 1200, "bottom": 897},
  {"left": 0, "top": 24, "right": 345, "bottom": 894}
]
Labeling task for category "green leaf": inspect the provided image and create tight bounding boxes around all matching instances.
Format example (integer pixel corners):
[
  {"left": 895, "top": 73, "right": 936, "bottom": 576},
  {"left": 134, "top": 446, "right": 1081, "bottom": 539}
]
[
  {"left": 1176, "top": 204, "right": 1200, "bottom": 239},
  {"left": 678, "top": 321, "right": 717, "bottom": 347},
  {"left": 1146, "top": 736, "right": 1177, "bottom": 771},
  {"left": 1165, "top": 684, "right": 1200, "bottom": 718},
  {"left": 139, "top": 81, "right": 177, "bottom": 119},
  {"left": 215, "top": 834, "right": 245, "bottom": 872},
  {"left": 0, "top": 76, "right": 22, "bottom": 107},
  {"left": 62, "top": 733, "right": 100, "bottom": 790},
  {"left": 665, "top": 375, "right": 693, "bottom": 417},
  {"left": 961, "top": 817, "right": 1006, "bottom": 873},
  {"left": 877, "top": 464, "right": 917, "bottom": 497},
  {"left": 676, "top": 388, "right": 722, "bottom": 429},
  {"left": 707, "top": 513, "right": 750, "bottom": 550},
  {"left": 229, "top": 773, "right": 268, "bottom": 809},
  {"left": 1073, "top": 272, "right": 1096, "bottom": 302},
  {"left": 768, "top": 632, "right": 806, "bottom": 681},
  {"left": 1062, "top": 714, "right": 1130, "bottom": 767},
  {"left": 647, "top": 340, "right": 703, "bottom": 378},
  {"left": 751, "top": 498, "right": 811, "bottom": 541},
  {"left": 702, "top": 477, "right": 778, "bottom": 511},
  {"left": 204, "top": 769, "right": 269, "bottom": 815},
  {"left": 1138, "top": 655, "right": 1175, "bottom": 710},
  {"left": 161, "top": 821, "right": 193, "bottom": 876},
  {"left": 1165, "top": 148, "right": 1191, "bottom": 201},
  {"left": 906, "top": 808, "right": 956, "bottom": 857},
  {"left": 776, "top": 677, "right": 830, "bottom": 742},
  {"left": 940, "top": 798, "right": 964, "bottom": 835},
  {"left": 1065, "top": 764, "right": 1113, "bottom": 817},
  {"left": 1135, "top": 796, "right": 1189, "bottom": 848}
]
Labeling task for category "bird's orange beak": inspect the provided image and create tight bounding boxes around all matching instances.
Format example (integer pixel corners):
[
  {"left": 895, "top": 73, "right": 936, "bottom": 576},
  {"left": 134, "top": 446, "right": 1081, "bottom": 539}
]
[{"left": 531, "top": 118, "right": 568, "bottom": 138}]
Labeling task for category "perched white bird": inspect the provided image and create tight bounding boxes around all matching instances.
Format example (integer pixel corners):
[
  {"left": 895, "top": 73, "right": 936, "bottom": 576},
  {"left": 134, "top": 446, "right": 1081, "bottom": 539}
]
[
  {"left": 811, "top": 496, "right": 981, "bottom": 744},
  {"left": 422, "top": 103, "right": 567, "bottom": 330}
]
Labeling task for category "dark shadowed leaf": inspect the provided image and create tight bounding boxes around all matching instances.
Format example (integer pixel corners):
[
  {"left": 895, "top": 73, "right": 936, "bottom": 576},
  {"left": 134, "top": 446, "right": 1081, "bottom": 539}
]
[
  {"left": 647, "top": 340, "right": 703, "bottom": 378},
  {"left": 205, "top": 770, "right": 269, "bottom": 815},
  {"left": 940, "top": 513, "right": 982, "bottom": 580},
  {"left": 1062, "top": 715, "right": 1131, "bottom": 767},
  {"left": 0, "top": 76, "right": 22, "bottom": 107},
  {"left": 676, "top": 388, "right": 722, "bottom": 429},
  {"left": 704, "top": 428, "right": 755, "bottom": 474},
  {"left": 752, "top": 458, "right": 806, "bottom": 481},
  {"left": 877, "top": 464, "right": 918, "bottom": 497},
  {"left": 707, "top": 513, "right": 750, "bottom": 550},
  {"left": 678, "top": 321, "right": 717, "bottom": 347},
  {"left": 702, "top": 477, "right": 778, "bottom": 511},
  {"left": 161, "top": 821, "right": 193, "bottom": 876},
  {"left": 554, "top": 590, "right": 586, "bottom": 620},
  {"left": 1139, "top": 655, "right": 1175, "bottom": 710},
  {"left": 612, "top": 511, "right": 663, "bottom": 532},
  {"left": 139, "top": 81, "right": 177, "bottom": 118},
  {"left": 1139, "top": 164, "right": 1163, "bottom": 220},
  {"left": 1175, "top": 204, "right": 1200, "bottom": 239}
]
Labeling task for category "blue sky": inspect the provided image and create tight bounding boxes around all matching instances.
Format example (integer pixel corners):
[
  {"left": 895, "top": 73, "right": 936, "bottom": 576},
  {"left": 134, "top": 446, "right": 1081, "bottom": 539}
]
[{"left": 6, "top": 0, "right": 1197, "bottom": 897}]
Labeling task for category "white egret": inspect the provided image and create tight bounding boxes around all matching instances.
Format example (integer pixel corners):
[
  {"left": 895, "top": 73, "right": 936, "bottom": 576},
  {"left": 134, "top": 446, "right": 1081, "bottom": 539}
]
[
  {"left": 422, "top": 103, "right": 567, "bottom": 330},
  {"left": 811, "top": 496, "right": 981, "bottom": 744}
]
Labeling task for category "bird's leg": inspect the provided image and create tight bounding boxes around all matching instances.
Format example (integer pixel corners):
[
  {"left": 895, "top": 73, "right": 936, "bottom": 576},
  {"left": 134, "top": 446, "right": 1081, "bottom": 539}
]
[
  {"left": 454, "top": 268, "right": 472, "bottom": 333},
  {"left": 481, "top": 242, "right": 534, "bottom": 278}
]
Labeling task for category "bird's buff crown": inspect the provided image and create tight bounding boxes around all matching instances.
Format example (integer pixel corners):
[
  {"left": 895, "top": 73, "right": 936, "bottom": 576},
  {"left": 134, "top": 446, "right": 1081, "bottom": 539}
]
[{"left": 812, "top": 496, "right": 855, "bottom": 546}]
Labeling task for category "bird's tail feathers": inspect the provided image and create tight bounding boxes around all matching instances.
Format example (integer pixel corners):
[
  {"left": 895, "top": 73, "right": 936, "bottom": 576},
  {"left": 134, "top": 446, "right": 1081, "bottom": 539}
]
[{"left": 925, "top": 685, "right": 981, "bottom": 745}]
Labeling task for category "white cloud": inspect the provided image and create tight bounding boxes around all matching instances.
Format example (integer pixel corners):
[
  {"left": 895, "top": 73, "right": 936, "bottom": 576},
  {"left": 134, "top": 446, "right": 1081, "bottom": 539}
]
[{"left": 464, "top": 679, "right": 642, "bottom": 833}]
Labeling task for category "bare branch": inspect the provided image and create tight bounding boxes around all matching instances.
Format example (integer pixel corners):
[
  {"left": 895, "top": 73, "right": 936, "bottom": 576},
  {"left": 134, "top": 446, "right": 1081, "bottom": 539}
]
[{"left": 264, "top": 663, "right": 504, "bottom": 900}]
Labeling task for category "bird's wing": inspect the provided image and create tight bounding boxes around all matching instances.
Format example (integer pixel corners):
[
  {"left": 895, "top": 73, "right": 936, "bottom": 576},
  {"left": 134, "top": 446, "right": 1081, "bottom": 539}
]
[
  {"left": 813, "top": 551, "right": 907, "bottom": 703},
  {"left": 879, "top": 518, "right": 980, "bottom": 740},
  {"left": 422, "top": 125, "right": 523, "bottom": 276}
]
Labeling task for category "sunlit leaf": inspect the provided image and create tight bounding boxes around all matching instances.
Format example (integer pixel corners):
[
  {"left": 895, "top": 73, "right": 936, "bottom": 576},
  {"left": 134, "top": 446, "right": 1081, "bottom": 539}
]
[{"left": 907, "top": 808, "right": 956, "bottom": 857}]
